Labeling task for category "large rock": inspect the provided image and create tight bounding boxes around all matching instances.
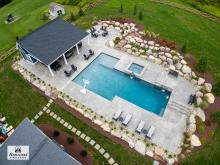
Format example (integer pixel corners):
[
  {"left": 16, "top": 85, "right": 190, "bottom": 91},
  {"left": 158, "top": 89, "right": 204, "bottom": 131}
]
[
  {"left": 181, "top": 59, "right": 187, "bottom": 65},
  {"left": 198, "top": 77, "right": 205, "bottom": 85},
  {"left": 182, "top": 65, "right": 191, "bottom": 74},
  {"left": 129, "top": 37, "right": 135, "bottom": 43},
  {"left": 148, "top": 55, "right": 155, "bottom": 62},
  {"left": 109, "top": 41, "right": 115, "bottom": 48},
  {"left": 155, "top": 58, "right": 162, "bottom": 64},
  {"left": 154, "top": 147, "right": 165, "bottom": 157},
  {"left": 189, "top": 114, "right": 196, "bottom": 124},
  {"left": 196, "top": 108, "right": 205, "bottom": 122},
  {"left": 204, "top": 93, "right": 215, "bottom": 104},
  {"left": 165, "top": 53, "right": 172, "bottom": 58},
  {"left": 175, "top": 63, "right": 182, "bottom": 70},
  {"left": 127, "top": 49, "right": 132, "bottom": 54},
  {"left": 145, "top": 150, "right": 154, "bottom": 157},
  {"left": 196, "top": 97, "right": 202, "bottom": 106},
  {"left": 204, "top": 83, "right": 212, "bottom": 92},
  {"left": 125, "top": 44, "right": 132, "bottom": 49},
  {"left": 148, "top": 41, "right": 154, "bottom": 46},
  {"left": 196, "top": 91, "right": 203, "bottom": 97},
  {"left": 191, "top": 134, "right": 201, "bottom": 147},
  {"left": 135, "top": 37, "right": 143, "bottom": 43},
  {"left": 115, "top": 22, "right": 120, "bottom": 26},
  {"left": 134, "top": 140, "right": 146, "bottom": 155},
  {"left": 187, "top": 123, "right": 196, "bottom": 134}
]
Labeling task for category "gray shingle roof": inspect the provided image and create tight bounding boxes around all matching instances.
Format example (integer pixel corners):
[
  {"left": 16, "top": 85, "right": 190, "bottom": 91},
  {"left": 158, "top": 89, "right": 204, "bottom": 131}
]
[
  {"left": 17, "top": 18, "right": 89, "bottom": 65},
  {"left": 0, "top": 118, "right": 81, "bottom": 165}
]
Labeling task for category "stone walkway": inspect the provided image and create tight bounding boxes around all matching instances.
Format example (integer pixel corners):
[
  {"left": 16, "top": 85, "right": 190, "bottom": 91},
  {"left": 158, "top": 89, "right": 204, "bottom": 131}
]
[{"left": 31, "top": 99, "right": 118, "bottom": 165}]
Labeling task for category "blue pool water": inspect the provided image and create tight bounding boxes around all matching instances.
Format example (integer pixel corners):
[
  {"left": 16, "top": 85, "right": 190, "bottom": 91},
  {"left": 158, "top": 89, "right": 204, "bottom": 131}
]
[
  {"left": 128, "top": 63, "right": 144, "bottom": 74},
  {"left": 73, "top": 53, "right": 171, "bottom": 116}
]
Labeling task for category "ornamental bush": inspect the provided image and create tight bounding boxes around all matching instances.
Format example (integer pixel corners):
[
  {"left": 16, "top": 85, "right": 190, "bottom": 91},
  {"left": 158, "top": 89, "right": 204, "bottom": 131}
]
[{"left": 195, "top": 56, "right": 208, "bottom": 73}]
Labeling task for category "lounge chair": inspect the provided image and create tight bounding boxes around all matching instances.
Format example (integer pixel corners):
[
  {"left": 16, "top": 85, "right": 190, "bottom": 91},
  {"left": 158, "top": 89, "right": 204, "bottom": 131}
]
[
  {"left": 71, "top": 64, "right": 77, "bottom": 71},
  {"left": 112, "top": 110, "right": 122, "bottom": 121},
  {"left": 89, "top": 49, "right": 94, "bottom": 56},
  {"left": 146, "top": 126, "right": 156, "bottom": 139},
  {"left": 122, "top": 114, "right": 132, "bottom": 126},
  {"left": 83, "top": 54, "right": 89, "bottom": 60},
  {"left": 135, "top": 120, "right": 145, "bottom": 133},
  {"left": 64, "top": 70, "right": 71, "bottom": 77}
]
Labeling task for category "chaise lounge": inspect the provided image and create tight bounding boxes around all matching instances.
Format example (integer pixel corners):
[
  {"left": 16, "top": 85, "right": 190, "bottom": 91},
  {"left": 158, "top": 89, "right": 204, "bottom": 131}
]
[
  {"left": 135, "top": 120, "right": 145, "bottom": 133},
  {"left": 112, "top": 110, "right": 122, "bottom": 121},
  {"left": 146, "top": 126, "right": 156, "bottom": 139},
  {"left": 122, "top": 113, "right": 132, "bottom": 126}
]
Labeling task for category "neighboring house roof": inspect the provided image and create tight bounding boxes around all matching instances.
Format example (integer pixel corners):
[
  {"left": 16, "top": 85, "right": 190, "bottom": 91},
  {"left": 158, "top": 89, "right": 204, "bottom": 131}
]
[
  {"left": 17, "top": 18, "right": 89, "bottom": 66},
  {"left": 0, "top": 118, "right": 81, "bottom": 165},
  {"left": 49, "top": 2, "right": 64, "bottom": 12}
]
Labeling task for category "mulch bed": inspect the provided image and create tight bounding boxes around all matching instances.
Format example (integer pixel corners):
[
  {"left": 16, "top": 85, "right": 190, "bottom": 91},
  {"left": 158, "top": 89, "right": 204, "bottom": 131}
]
[{"left": 38, "top": 124, "right": 92, "bottom": 165}]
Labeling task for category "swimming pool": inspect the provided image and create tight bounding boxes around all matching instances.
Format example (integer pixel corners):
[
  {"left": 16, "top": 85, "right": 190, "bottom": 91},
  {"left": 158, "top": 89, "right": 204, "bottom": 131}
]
[{"left": 73, "top": 53, "right": 171, "bottom": 116}]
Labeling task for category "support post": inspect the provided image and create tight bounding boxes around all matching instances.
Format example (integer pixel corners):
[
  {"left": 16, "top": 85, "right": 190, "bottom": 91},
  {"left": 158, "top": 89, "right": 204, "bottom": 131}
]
[
  {"left": 63, "top": 53, "right": 68, "bottom": 65},
  {"left": 48, "top": 65, "right": 54, "bottom": 76},
  {"left": 76, "top": 44, "right": 80, "bottom": 55}
]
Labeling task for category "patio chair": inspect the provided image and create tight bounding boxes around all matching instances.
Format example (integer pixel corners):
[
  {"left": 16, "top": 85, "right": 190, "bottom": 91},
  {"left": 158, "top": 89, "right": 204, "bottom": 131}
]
[
  {"left": 135, "top": 120, "right": 145, "bottom": 133},
  {"left": 89, "top": 49, "right": 94, "bottom": 56},
  {"left": 112, "top": 110, "right": 122, "bottom": 121},
  {"left": 71, "top": 64, "right": 77, "bottom": 71},
  {"left": 102, "top": 30, "right": 108, "bottom": 37},
  {"left": 168, "top": 70, "right": 179, "bottom": 78},
  {"left": 122, "top": 113, "right": 132, "bottom": 126},
  {"left": 91, "top": 32, "right": 98, "bottom": 38},
  {"left": 64, "top": 70, "right": 71, "bottom": 77},
  {"left": 83, "top": 54, "right": 90, "bottom": 60},
  {"left": 188, "top": 94, "right": 196, "bottom": 105},
  {"left": 146, "top": 126, "right": 156, "bottom": 139}
]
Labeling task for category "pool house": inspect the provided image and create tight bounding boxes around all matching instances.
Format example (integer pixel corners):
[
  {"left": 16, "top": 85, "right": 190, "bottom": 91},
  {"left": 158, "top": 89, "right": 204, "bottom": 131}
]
[{"left": 16, "top": 18, "right": 89, "bottom": 76}]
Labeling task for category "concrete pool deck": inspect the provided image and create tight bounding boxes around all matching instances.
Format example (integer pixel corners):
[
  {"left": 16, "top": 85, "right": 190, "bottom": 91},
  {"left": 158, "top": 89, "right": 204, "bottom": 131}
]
[{"left": 19, "top": 25, "right": 196, "bottom": 153}]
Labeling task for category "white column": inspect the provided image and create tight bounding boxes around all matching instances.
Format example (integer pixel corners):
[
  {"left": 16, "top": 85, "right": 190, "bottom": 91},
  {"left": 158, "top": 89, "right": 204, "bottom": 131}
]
[
  {"left": 48, "top": 65, "right": 54, "bottom": 76},
  {"left": 63, "top": 54, "right": 68, "bottom": 65},
  {"left": 76, "top": 44, "right": 80, "bottom": 55}
]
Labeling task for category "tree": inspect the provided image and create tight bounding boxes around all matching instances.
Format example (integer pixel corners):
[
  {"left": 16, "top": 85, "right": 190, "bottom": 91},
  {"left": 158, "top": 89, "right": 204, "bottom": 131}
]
[
  {"left": 133, "top": 5, "right": 137, "bottom": 15},
  {"left": 195, "top": 56, "right": 208, "bottom": 73},
  {"left": 138, "top": 11, "right": 143, "bottom": 20},
  {"left": 181, "top": 42, "right": 187, "bottom": 54},
  {"left": 78, "top": 8, "right": 84, "bottom": 16},
  {"left": 119, "top": 4, "right": 123, "bottom": 13},
  {"left": 213, "top": 81, "right": 220, "bottom": 96}
]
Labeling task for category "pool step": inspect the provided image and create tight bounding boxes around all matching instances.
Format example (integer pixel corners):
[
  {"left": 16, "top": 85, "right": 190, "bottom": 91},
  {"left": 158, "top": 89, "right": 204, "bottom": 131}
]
[{"left": 167, "top": 101, "right": 192, "bottom": 116}]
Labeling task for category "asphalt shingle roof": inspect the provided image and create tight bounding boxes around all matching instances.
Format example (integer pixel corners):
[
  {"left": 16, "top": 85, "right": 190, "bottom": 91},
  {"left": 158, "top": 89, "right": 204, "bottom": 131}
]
[
  {"left": 0, "top": 118, "right": 81, "bottom": 165},
  {"left": 18, "top": 18, "right": 89, "bottom": 65}
]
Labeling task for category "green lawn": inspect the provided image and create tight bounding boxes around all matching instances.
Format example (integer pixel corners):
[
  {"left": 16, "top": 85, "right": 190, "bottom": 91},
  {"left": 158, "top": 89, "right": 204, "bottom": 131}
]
[
  {"left": 75, "top": 0, "right": 220, "bottom": 80},
  {"left": 0, "top": 55, "right": 48, "bottom": 126},
  {"left": 36, "top": 103, "right": 152, "bottom": 165}
]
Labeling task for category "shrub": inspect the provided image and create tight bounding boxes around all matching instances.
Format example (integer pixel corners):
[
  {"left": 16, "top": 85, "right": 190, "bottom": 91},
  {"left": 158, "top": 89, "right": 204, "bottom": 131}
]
[
  {"left": 195, "top": 56, "right": 208, "bottom": 73},
  {"left": 199, "top": 100, "right": 209, "bottom": 109},
  {"left": 70, "top": 12, "right": 77, "bottom": 21},
  {"left": 198, "top": 125, "right": 205, "bottom": 134},
  {"left": 213, "top": 81, "right": 220, "bottom": 96},
  {"left": 78, "top": 8, "right": 84, "bottom": 16},
  {"left": 138, "top": 11, "right": 143, "bottom": 20},
  {"left": 80, "top": 149, "right": 88, "bottom": 157},
  {"left": 53, "top": 130, "right": 60, "bottom": 137},
  {"left": 67, "top": 137, "right": 74, "bottom": 144},
  {"left": 42, "top": 13, "right": 48, "bottom": 21},
  {"left": 133, "top": 5, "right": 137, "bottom": 15},
  {"left": 208, "top": 130, "right": 215, "bottom": 138},
  {"left": 211, "top": 111, "right": 220, "bottom": 123},
  {"left": 119, "top": 4, "right": 123, "bottom": 13},
  {"left": 200, "top": 136, "right": 206, "bottom": 144},
  {"left": 181, "top": 42, "right": 187, "bottom": 54},
  {"left": 114, "top": 37, "right": 120, "bottom": 44}
]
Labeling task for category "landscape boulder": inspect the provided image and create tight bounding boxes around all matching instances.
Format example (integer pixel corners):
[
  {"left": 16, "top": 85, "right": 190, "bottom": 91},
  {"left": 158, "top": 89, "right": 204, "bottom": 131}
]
[
  {"left": 109, "top": 41, "right": 115, "bottom": 48},
  {"left": 204, "top": 93, "right": 215, "bottom": 104},
  {"left": 204, "top": 83, "right": 212, "bottom": 92},
  {"left": 182, "top": 65, "right": 191, "bottom": 74},
  {"left": 191, "top": 134, "right": 201, "bottom": 147},
  {"left": 198, "top": 77, "right": 205, "bottom": 85}
]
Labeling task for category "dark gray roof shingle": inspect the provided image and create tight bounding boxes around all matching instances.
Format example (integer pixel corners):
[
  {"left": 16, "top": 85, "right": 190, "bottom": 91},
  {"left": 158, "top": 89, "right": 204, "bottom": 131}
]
[
  {"left": 18, "top": 18, "right": 89, "bottom": 65},
  {"left": 0, "top": 118, "right": 81, "bottom": 165}
]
